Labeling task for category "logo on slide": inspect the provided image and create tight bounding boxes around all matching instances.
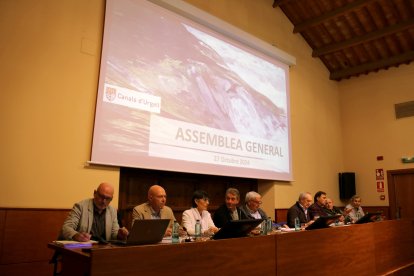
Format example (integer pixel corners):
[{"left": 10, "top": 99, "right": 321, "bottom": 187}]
[{"left": 105, "top": 86, "right": 116, "bottom": 102}]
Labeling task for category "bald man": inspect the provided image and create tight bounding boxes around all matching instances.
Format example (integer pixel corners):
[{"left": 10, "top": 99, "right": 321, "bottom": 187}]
[
  {"left": 59, "top": 182, "right": 128, "bottom": 242},
  {"left": 286, "top": 192, "right": 314, "bottom": 228},
  {"left": 132, "top": 185, "right": 176, "bottom": 236}
]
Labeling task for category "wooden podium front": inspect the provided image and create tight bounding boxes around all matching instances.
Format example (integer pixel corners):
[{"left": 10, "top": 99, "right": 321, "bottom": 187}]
[{"left": 49, "top": 219, "right": 414, "bottom": 276}]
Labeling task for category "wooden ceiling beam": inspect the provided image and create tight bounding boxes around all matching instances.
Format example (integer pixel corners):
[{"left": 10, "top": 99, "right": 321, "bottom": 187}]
[
  {"left": 330, "top": 50, "right": 414, "bottom": 80},
  {"left": 294, "top": 0, "right": 378, "bottom": 33},
  {"left": 313, "top": 19, "right": 414, "bottom": 57},
  {"left": 272, "top": 0, "right": 296, "bottom": 8}
]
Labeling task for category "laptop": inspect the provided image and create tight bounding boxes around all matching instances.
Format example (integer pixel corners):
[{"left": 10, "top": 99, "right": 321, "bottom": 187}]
[
  {"left": 212, "top": 219, "right": 264, "bottom": 240},
  {"left": 110, "top": 219, "right": 170, "bottom": 246},
  {"left": 305, "top": 214, "right": 342, "bottom": 230},
  {"left": 355, "top": 212, "right": 382, "bottom": 224}
]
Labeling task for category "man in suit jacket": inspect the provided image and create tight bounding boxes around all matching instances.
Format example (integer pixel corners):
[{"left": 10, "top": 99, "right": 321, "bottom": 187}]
[
  {"left": 286, "top": 192, "right": 313, "bottom": 228},
  {"left": 132, "top": 185, "right": 176, "bottom": 236},
  {"left": 59, "top": 182, "right": 128, "bottom": 241},
  {"left": 213, "top": 187, "right": 242, "bottom": 228}
]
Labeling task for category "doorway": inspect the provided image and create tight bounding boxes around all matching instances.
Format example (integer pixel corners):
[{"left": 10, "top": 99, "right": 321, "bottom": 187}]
[{"left": 387, "top": 168, "right": 414, "bottom": 219}]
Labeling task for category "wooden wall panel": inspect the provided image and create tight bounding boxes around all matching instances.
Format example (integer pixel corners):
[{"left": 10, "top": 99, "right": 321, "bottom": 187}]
[
  {"left": 364, "top": 206, "right": 390, "bottom": 219},
  {"left": 119, "top": 167, "right": 258, "bottom": 228},
  {"left": 374, "top": 219, "right": 414, "bottom": 274},
  {"left": 0, "top": 261, "right": 53, "bottom": 276},
  {"left": 0, "top": 209, "right": 68, "bottom": 264},
  {"left": 275, "top": 208, "right": 288, "bottom": 223},
  {"left": 0, "top": 210, "right": 5, "bottom": 263}
]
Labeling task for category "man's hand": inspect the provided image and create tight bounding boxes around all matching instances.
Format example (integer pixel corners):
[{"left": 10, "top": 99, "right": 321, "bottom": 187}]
[
  {"left": 306, "top": 220, "right": 315, "bottom": 227},
  {"left": 343, "top": 208, "right": 352, "bottom": 215},
  {"left": 117, "top": 227, "right": 129, "bottom": 240},
  {"left": 73, "top": 232, "right": 91, "bottom": 242},
  {"left": 164, "top": 227, "right": 172, "bottom": 237}
]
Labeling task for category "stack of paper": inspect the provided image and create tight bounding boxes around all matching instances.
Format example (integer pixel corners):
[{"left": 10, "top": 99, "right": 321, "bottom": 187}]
[{"left": 53, "top": 240, "right": 98, "bottom": 248}]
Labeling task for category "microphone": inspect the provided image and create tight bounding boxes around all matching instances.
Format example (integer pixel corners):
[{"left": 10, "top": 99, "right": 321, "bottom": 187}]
[{"left": 182, "top": 227, "right": 191, "bottom": 242}]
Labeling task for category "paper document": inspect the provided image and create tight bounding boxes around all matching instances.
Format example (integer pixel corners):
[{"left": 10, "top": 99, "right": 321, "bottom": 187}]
[{"left": 53, "top": 240, "right": 98, "bottom": 248}]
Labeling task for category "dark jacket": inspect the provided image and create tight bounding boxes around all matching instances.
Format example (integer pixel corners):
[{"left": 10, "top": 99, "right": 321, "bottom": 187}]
[
  {"left": 287, "top": 201, "right": 310, "bottom": 228},
  {"left": 324, "top": 206, "right": 343, "bottom": 216},
  {"left": 308, "top": 202, "right": 329, "bottom": 220},
  {"left": 213, "top": 204, "right": 242, "bottom": 228},
  {"left": 240, "top": 204, "right": 267, "bottom": 220}
]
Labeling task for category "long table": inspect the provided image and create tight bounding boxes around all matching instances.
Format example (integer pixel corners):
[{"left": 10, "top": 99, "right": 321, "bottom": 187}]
[{"left": 49, "top": 219, "right": 414, "bottom": 276}]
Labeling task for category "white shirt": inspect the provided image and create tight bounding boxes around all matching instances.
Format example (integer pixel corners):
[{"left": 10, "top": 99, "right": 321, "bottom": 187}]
[
  {"left": 245, "top": 205, "right": 262, "bottom": 220},
  {"left": 150, "top": 206, "right": 161, "bottom": 219},
  {"left": 346, "top": 204, "right": 365, "bottom": 222},
  {"left": 181, "top": 208, "right": 216, "bottom": 235},
  {"left": 299, "top": 202, "right": 308, "bottom": 216}
]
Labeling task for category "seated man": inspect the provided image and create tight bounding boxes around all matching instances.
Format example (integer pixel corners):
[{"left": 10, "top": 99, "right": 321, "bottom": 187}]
[
  {"left": 213, "top": 187, "right": 242, "bottom": 228},
  {"left": 59, "top": 182, "right": 128, "bottom": 242},
  {"left": 345, "top": 195, "right": 365, "bottom": 223},
  {"left": 324, "top": 198, "right": 348, "bottom": 222},
  {"left": 286, "top": 192, "right": 313, "bottom": 228},
  {"left": 308, "top": 191, "right": 329, "bottom": 220},
  {"left": 132, "top": 185, "right": 176, "bottom": 236},
  {"left": 324, "top": 198, "right": 343, "bottom": 215},
  {"left": 240, "top": 191, "right": 268, "bottom": 220}
]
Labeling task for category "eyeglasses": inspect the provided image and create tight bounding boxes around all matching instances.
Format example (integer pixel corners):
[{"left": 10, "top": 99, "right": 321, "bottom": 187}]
[
  {"left": 95, "top": 191, "right": 113, "bottom": 201},
  {"left": 251, "top": 200, "right": 262, "bottom": 205}
]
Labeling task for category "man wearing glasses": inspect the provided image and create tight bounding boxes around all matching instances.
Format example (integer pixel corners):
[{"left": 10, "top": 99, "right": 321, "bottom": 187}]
[
  {"left": 240, "top": 191, "right": 268, "bottom": 220},
  {"left": 59, "top": 182, "right": 128, "bottom": 242}
]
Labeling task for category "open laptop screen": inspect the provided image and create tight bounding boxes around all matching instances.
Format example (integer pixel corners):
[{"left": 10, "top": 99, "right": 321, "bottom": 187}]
[
  {"left": 212, "top": 219, "right": 264, "bottom": 240},
  {"left": 354, "top": 212, "right": 382, "bottom": 224},
  {"left": 305, "top": 214, "right": 342, "bottom": 231},
  {"left": 112, "top": 219, "right": 170, "bottom": 246}
]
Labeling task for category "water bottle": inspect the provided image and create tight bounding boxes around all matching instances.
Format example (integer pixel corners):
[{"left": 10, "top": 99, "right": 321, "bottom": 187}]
[
  {"left": 195, "top": 219, "right": 201, "bottom": 238},
  {"left": 267, "top": 217, "right": 273, "bottom": 233},
  {"left": 261, "top": 220, "right": 268, "bottom": 235},
  {"left": 294, "top": 217, "right": 301, "bottom": 231},
  {"left": 172, "top": 220, "right": 179, "bottom": 244}
]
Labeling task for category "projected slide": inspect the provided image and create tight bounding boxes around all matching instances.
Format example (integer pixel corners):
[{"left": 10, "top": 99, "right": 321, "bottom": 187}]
[{"left": 91, "top": 0, "right": 292, "bottom": 180}]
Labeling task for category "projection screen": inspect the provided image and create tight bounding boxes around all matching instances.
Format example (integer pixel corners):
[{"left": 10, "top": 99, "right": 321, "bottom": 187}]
[{"left": 91, "top": 0, "right": 293, "bottom": 181}]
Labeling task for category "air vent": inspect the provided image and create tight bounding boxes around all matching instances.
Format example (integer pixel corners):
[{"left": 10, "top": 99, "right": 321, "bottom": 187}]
[{"left": 395, "top": 101, "right": 414, "bottom": 119}]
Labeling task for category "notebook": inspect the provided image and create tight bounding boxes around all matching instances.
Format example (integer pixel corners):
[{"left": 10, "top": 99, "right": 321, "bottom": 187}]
[
  {"left": 111, "top": 219, "right": 170, "bottom": 246},
  {"left": 305, "top": 214, "right": 342, "bottom": 230},
  {"left": 212, "top": 219, "right": 264, "bottom": 240}
]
